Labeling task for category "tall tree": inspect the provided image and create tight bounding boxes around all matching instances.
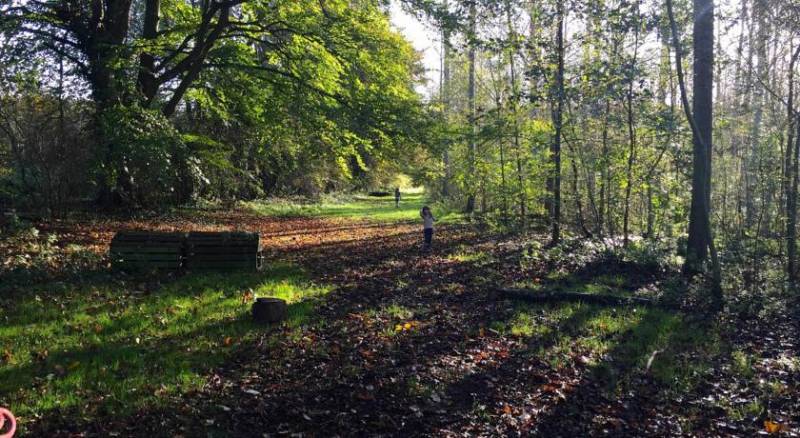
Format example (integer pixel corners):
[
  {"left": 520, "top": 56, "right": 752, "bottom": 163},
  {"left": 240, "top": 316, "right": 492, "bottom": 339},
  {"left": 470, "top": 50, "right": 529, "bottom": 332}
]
[
  {"left": 549, "top": 0, "right": 565, "bottom": 243},
  {"left": 666, "top": 0, "right": 722, "bottom": 299},
  {"left": 465, "top": 0, "right": 477, "bottom": 213},
  {"left": 785, "top": 42, "right": 800, "bottom": 282}
]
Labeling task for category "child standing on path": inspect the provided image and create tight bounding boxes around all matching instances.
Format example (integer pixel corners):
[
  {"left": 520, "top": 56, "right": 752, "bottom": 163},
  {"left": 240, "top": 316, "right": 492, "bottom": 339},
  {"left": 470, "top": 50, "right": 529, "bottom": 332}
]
[{"left": 420, "top": 206, "right": 436, "bottom": 250}]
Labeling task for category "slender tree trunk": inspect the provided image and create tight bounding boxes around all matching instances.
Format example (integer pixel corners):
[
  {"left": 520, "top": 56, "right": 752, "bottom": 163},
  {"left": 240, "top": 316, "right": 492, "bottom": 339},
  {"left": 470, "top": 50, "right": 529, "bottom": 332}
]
[
  {"left": 785, "top": 42, "right": 800, "bottom": 282},
  {"left": 598, "top": 100, "right": 610, "bottom": 236},
  {"left": 565, "top": 139, "right": 591, "bottom": 237},
  {"left": 646, "top": 183, "right": 655, "bottom": 238},
  {"left": 745, "top": 1, "right": 767, "bottom": 229},
  {"left": 623, "top": 17, "right": 641, "bottom": 246},
  {"left": 465, "top": 2, "right": 477, "bottom": 214},
  {"left": 440, "top": 2, "right": 452, "bottom": 198},
  {"left": 505, "top": 0, "right": 526, "bottom": 224},
  {"left": 549, "top": 0, "right": 564, "bottom": 243}
]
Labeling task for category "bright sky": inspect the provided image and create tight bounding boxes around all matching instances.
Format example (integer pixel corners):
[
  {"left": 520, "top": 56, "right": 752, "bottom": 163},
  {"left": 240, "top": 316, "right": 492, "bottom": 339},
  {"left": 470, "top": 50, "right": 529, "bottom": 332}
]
[{"left": 389, "top": 1, "right": 440, "bottom": 97}]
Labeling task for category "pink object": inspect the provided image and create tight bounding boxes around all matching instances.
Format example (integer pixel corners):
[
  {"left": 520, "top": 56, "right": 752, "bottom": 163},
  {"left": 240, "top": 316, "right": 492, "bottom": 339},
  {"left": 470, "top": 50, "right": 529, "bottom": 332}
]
[{"left": 0, "top": 408, "right": 16, "bottom": 438}]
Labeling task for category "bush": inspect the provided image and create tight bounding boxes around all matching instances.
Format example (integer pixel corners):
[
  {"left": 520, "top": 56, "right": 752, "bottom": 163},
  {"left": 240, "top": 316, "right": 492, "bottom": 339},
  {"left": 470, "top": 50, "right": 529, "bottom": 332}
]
[
  {"left": 98, "top": 105, "right": 200, "bottom": 207},
  {"left": 0, "top": 94, "right": 93, "bottom": 215}
]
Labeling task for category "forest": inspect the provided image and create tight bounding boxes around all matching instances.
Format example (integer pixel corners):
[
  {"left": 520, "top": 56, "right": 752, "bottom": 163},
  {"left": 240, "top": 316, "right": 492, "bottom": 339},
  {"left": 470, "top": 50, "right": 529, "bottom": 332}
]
[{"left": 1, "top": 0, "right": 799, "bottom": 436}]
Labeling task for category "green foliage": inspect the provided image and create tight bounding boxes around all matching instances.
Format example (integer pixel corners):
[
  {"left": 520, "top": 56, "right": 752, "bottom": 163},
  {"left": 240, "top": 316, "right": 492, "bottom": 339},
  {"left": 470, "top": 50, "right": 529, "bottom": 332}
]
[{"left": 98, "top": 105, "right": 196, "bottom": 206}]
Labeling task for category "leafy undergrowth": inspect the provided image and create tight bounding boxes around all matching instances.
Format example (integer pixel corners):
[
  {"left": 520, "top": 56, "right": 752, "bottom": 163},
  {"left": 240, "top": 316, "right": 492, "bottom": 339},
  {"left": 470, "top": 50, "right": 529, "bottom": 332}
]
[{"left": 1, "top": 211, "right": 798, "bottom": 436}]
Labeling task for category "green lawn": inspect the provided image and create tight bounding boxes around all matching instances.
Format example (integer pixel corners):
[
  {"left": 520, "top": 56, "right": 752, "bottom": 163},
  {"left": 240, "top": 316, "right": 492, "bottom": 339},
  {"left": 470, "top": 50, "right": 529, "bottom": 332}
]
[
  {"left": 244, "top": 189, "right": 461, "bottom": 223},
  {"left": 0, "top": 263, "right": 330, "bottom": 423}
]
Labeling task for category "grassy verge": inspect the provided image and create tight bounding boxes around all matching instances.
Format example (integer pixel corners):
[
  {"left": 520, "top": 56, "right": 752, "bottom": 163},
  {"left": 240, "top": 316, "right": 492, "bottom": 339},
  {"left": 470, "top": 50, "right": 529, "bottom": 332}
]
[{"left": 0, "top": 262, "right": 330, "bottom": 429}]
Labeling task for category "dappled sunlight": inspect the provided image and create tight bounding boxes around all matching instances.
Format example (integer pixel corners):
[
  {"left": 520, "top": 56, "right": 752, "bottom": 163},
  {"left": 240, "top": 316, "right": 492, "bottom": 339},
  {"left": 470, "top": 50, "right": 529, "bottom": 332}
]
[
  {"left": 0, "top": 263, "right": 330, "bottom": 425},
  {"left": 2, "top": 203, "right": 797, "bottom": 436}
]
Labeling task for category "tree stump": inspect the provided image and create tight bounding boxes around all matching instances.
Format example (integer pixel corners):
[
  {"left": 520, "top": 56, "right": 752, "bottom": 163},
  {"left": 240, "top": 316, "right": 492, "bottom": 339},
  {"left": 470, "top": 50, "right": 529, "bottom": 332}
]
[{"left": 252, "top": 297, "right": 287, "bottom": 323}]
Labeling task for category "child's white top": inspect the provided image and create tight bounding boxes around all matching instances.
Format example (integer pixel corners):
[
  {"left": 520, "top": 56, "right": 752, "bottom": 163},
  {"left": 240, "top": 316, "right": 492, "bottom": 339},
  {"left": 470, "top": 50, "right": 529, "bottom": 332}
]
[{"left": 423, "top": 213, "right": 435, "bottom": 229}]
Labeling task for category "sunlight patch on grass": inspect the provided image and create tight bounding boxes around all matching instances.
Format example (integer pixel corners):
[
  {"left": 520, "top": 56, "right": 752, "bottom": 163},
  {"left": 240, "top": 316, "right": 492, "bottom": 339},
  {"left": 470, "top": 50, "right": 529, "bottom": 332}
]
[
  {"left": 245, "top": 192, "right": 428, "bottom": 222},
  {"left": 0, "top": 262, "right": 330, "bottom": 427},
  {"left": 243, "top": 190, "right": 464, "bottom": 224},
  {"left": 490, "top": 300, "right": 724, "bottom": 394},
  {"left": 447, "top": 250, "right": 489, "bottom": 264}
]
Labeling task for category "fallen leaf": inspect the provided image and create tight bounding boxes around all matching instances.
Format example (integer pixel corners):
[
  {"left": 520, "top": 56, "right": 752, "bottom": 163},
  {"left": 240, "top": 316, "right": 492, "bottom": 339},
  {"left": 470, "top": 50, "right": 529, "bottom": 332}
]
[{"left": 764, "top": 420, "right": 789, "bottom": 434}]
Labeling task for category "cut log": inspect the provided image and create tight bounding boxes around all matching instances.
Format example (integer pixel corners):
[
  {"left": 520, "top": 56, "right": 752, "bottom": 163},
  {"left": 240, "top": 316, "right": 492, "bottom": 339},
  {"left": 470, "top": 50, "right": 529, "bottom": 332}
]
[
  {"left": 494, "top": 287, "right": 663, "bottom": 307},
  {"left": 252, "top": 297, "right": 287, "bottom": 323}
]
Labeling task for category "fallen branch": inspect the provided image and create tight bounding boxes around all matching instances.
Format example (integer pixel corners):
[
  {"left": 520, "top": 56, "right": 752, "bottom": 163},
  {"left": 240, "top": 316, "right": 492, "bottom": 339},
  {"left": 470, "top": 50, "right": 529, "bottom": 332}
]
[{"left": 494, "top": 287, "right": 666, "bottom": 307}]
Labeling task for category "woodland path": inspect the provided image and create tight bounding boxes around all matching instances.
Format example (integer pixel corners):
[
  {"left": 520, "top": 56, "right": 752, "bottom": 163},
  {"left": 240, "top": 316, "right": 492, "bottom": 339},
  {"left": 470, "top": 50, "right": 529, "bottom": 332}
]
[{"left": 28, "top": 212, "right": 800, "bottom": 437}]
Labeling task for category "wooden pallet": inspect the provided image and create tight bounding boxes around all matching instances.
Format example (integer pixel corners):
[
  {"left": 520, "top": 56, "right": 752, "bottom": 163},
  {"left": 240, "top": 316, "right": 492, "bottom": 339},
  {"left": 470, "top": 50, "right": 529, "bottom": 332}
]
[
  {"left": 110, "top": 231, "right": 186, "bottom": 271},
  {"left": 185, "top": 231, "right": 260, "bottom": 271}
]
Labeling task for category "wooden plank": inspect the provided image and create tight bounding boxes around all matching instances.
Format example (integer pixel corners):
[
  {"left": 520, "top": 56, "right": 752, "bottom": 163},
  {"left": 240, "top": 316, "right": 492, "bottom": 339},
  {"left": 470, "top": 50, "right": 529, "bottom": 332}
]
[
  {"left": 113, "top": 261, "right": 182, "bottom": 269},
  {"left": 113, "top": 234, "right": 185, "bottom": 242},
  {"left": 188, "top": 231, "right": 257, "bottom": 238},
  {"left": 109, "top": 253, "right": 181, "bottom": 261},
  {"left": 187, "top": 258, "right": 255, "bottom": 264},
  {"left": 114, "top": 260, "right": 181, "bottom": 265},
  {"left": 187, "top": 237, "right": 257, "bottom": 242},
  {"left": 187, "top": 261, "right": 256, "bottom": 268},
  {"left": 187, "top": 242, "right": 258, "bottom": 247},
  {"left": 110, "top": 246, "right": 182, "bottom": 253},
  {"left": 113, "top": 238, "right": 185, "bottom": 243},
  {"left": 187, "top": 256, "right": 255, "bottom": 262},
  {"left": 187, "top": 247, "right": 258, "bottom": 254}
]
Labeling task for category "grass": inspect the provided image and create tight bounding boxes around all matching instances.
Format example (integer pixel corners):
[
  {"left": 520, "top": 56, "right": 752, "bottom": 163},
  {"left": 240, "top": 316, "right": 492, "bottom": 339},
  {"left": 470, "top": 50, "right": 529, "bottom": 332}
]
[
  {"left": 0, "top": 262, "right": 330, "bottom": 428},
  {"left": 491, "top": 299, "right": 725, "bottom": 392},
  {"left": 244, "top": 188, "right": 462, "bottom": 223}
]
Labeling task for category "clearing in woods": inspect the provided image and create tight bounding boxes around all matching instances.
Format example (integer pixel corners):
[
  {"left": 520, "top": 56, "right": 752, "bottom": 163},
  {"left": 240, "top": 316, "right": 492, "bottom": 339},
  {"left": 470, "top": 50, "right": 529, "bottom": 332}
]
[{"left": 0, "top": 194, "right": 797, "bottom": 436}]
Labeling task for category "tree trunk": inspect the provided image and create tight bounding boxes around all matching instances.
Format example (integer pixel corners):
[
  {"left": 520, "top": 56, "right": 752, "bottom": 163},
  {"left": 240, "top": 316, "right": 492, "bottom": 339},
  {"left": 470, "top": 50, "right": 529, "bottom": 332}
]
[
  {"left": 440, "top": 7, "right": 452, "bottom": 198},
  {"left": 465, "top": 1, "right": 477, "bottom": 214},
  {"left": 623, "top": 16, "right": 641, "bottom": 246},
  {"left": 683, "top": 0, "right": 714, "bottom": 269},
  {"left": 505, "top": 0, "right": 526, "bottom": 224},
  {"left": 666, "top": 0, "right": 722, "bottom": 300},
  {"left": 598, "top": 100, "right": 610, "bottom": 236},
  {"left": 785, "top": 43, "right": 800, "bottom": 282},
  {"left": 549, "top": 0, "right": 564, "bottom": 243},
  {"left": 138, "top": 0, "right": 161, "bottom": 103},
  {"left": 745, "top": 1, "right": 767, "bottom": 229}
]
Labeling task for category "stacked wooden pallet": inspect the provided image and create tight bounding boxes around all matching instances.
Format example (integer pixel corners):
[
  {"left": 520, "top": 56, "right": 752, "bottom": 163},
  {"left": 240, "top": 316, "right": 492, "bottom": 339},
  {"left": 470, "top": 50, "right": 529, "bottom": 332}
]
[
  {"left": 109, "top": 231, "right": 185, "bottom": 271},
  {"left": 109, "top": 231, "right": 261, "bottom": 271},
  {"left": 185, "top": 231, "right": 260, "bottom": 271}
]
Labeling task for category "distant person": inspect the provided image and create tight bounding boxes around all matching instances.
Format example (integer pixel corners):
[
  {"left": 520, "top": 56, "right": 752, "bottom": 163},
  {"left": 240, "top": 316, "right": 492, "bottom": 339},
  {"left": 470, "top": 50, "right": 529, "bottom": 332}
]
[
  {"left": 394, "top": 187, "right": 401, "bottom": 207},
  {"left": 420, "top": 205, "right": 437, "bottom": 251}
]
